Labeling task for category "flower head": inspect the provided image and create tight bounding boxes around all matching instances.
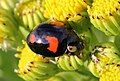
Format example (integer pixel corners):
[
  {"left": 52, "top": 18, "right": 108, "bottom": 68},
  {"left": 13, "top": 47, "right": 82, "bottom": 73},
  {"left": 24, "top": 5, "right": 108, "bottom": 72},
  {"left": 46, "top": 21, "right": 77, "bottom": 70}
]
[
  {"left": 55, "top": 54, "right": 83, "bottom": 71},
  {"left": 89, "top": 42, "right": 120, "bottom": 77},
  {"left": 0, "top": 7, "right": 23, "bottom": 50},
  {"left": 100, "top": 63, "right": 120, "bottom": 81},
  {"left": 91, "top": 42, "right": 120, "bottom": 65},
  {"left": 44, "top": 0, "right": 90, "bottom": 21},
  {"left": 88, "top": 0, "right": 120, "bottom": 36},
  {"left": 14, "top": 0, "right": 47, "bottom": 30},
  {"left": 15, "top": 41, "right": 60, "bottom": 81}
]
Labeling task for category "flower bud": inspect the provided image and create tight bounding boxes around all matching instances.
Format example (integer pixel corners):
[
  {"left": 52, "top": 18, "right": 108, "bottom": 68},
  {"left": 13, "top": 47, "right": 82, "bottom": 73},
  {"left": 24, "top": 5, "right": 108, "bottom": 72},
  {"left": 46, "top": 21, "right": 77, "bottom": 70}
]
[
  {"left": 89, "top": 42, "right": 120, "bottom": 77},
  {"left": 15, "top": 42, "right": 61, "bottom": 81},
  {"left": 88, "top": 0, "right": 120, "bottom": 36},
  {"left": 14, "top": 0, "right": 47, "bottom": 30}
]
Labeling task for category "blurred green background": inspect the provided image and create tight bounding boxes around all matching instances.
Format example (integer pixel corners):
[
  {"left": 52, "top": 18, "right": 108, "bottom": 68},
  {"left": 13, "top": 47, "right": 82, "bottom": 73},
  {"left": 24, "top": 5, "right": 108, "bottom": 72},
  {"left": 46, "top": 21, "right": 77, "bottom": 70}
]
[{"left": 0, "top": 50, "right": 23, "bottom": 81}]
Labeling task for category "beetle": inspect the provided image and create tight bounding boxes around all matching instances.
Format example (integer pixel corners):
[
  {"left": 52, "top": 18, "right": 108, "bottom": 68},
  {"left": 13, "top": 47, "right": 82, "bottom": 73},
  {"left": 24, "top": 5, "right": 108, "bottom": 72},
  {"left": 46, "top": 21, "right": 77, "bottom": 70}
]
[{"left": 26, "top": 21, "right": 84, "bottom": 57}]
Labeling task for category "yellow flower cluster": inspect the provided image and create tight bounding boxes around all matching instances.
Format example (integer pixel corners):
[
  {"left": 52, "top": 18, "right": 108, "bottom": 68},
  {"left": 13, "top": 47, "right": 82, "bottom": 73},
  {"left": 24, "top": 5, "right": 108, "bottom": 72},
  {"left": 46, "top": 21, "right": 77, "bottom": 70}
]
[
  {"left": 88, "top": 0, "right": 120, "bottom": 19},
  {"left": 88, "top": 0, "right": 120, "bottom": 36},
  {"left": 44, "top": 0, "right": 89, "bottom": 21},
  {"left": 15, "top": 42, "right": 50, "bottom": 75},
  {"left": 15, "top": 42, "right": 60, "bottom": 81},
  {"left": 1, "top": 0, "right": 120, "bottom": 81},
  {"left": 100, "top": 63, "right": 120, "bottom": 81},
  {"left": 15, "top": 0, "right": 46, "bottom": 30},
  {"left": 0, "top": 7, "right": 22, "bottom": 50}
]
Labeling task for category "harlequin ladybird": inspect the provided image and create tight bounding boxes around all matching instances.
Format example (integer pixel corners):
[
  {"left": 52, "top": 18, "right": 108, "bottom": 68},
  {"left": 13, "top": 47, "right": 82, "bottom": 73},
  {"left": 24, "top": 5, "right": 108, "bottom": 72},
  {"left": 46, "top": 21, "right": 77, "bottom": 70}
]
[{"left": 26, "top": 22, "right": 83, "bottom": 57}]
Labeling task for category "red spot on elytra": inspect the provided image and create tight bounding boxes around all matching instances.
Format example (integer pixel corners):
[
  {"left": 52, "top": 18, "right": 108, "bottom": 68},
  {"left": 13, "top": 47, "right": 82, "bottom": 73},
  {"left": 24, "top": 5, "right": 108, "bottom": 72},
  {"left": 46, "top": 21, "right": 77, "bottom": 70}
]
[
  {"left": 30, "top": 34, "right": 36, "bottom": 44},
  {"left": 45, "top": 36, "right": 59, "bottom": 53}
]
